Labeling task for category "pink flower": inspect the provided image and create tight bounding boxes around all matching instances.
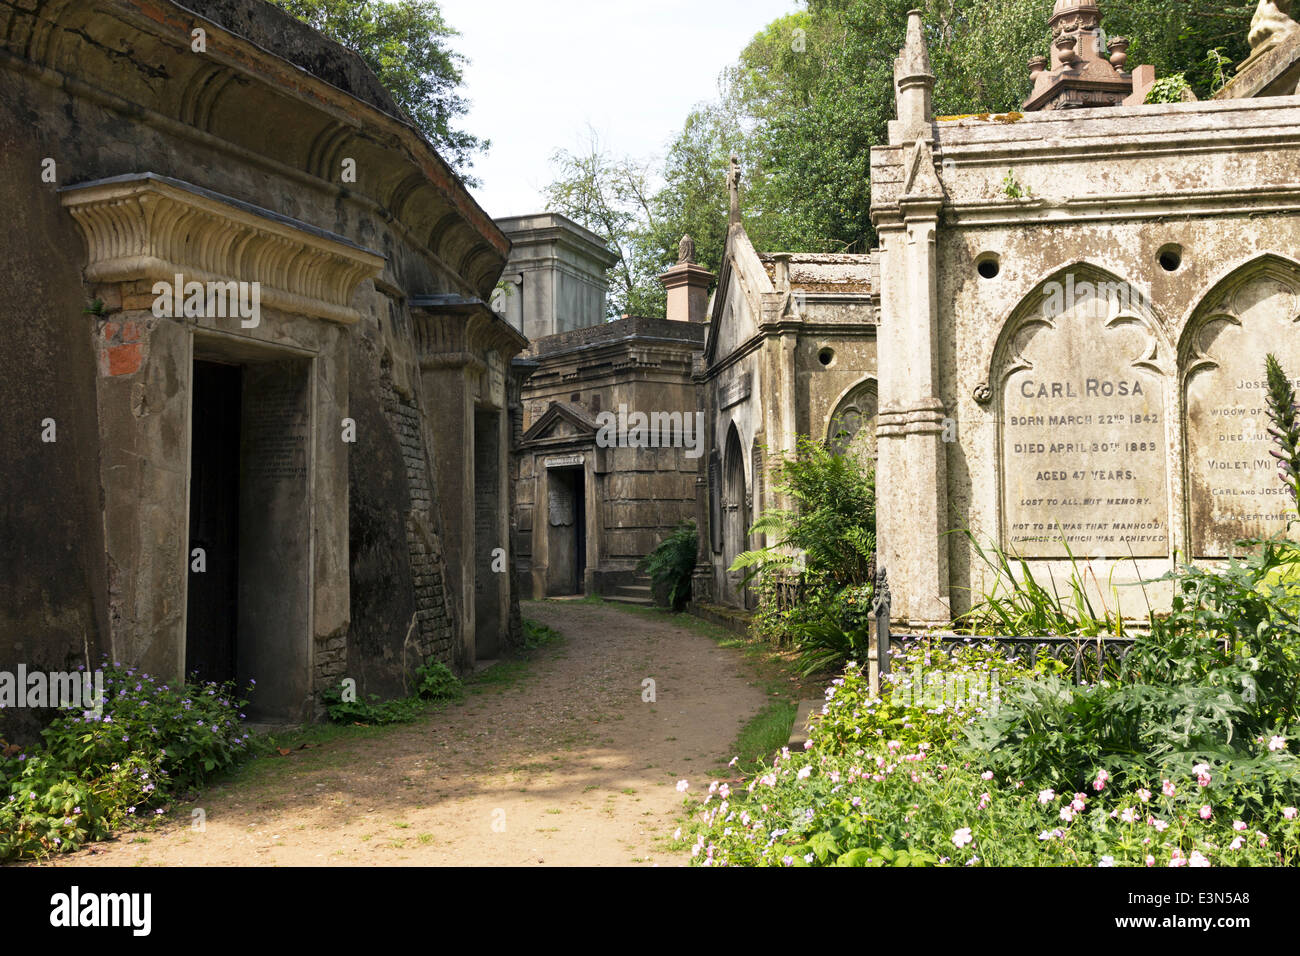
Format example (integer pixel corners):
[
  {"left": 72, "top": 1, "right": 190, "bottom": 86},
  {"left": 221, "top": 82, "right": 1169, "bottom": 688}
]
[
  {"left": 886, "top": 740, "right": 902, "bottom": 752},
  {"left": 718, "top": 784, "right": 731, "bottom": 799},
  {"left": 1136, "top": 787, "right": 1152, "bottom": 803},
  {"left": 1189, "top": 850, "right": 1210, "bottom": 868},
  {"left": 796, "top": 766, "right": 812, "bottom": 780},
  {"left": 1284, "top": 807, "right": 1298, "bottom": 821},
  {"left": 1152, "top": 819, "right": 1169, "bottom": 832},
  {"left": 803, "top": 739, "right": 813, "bottom": 750},
  {"left": 1169, "top": 848, "right": 1187, "bottom": 868},
  {"left": 1232, "top": 820, "right": 1247, "bottom": 832},
  {"left": 1060, "top": 806, "right": 1076, "bottom": 823},
  {"left": 1038, "top": 788, "right": 1056, "bottom": 805},
  {"left": 1268, "top": 735, "right": 1286, "bottom": 752},
  {"left": 1229, "top": 836, "right": 1244, "bottom": 850},
  {"left": 981, "top": 771, "right": 994, "bottom": 780},
  {"left": 1258, "top": 832, "right": 1269, "bottom": 847},
  {"left": 1121, "top": 807, "right": 1138, "bottom": 824},
  {"left": 1098, "top": 856, "right": 1115, "bottom": 867},
  {"left": 1093, "top": 769, "right": 1110, "bottom": 791},
  {"left": 1162, "top": 780, "right": 1176, "bottom": 797},
  {"left": 952, "top": 827, "right": 974, "bottom": 848},
  {"left": 676, "top": 780, "right": 689, "bottom": 792},
  {"left": 1199, "top": 805, "right": 1213, "bottom": 820},
  {"left": 1144, "top": 854, "right": 1155, "bottom": 867},
  {"left": 1193, "top": 763, "right": 1212, "bottom": 788},
  {"left": 1070, "top": 794, "right": 1086, "bottom": 813}
]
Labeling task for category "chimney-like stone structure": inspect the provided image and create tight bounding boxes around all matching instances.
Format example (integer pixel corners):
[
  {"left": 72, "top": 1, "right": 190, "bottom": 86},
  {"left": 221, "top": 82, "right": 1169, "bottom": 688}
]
[
  {"left": 893, "top": 9, "right": 935, "bottom": 139},
  {"left": 1024, "top": 1, "right": 1135, "bottom": 111},
  {"left": 658, "top": 234, "right": 714, "bottom": 323}
]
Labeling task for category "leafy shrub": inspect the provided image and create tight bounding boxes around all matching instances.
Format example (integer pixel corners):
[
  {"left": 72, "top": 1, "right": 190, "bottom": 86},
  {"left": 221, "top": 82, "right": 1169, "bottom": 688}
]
[
  {"left": 0, "top": 660, "right": 254, "bottom": 861},
  {"left": 320, "top": 655, "right": 463, "bottom": 724},
  {"left": 731, "top": 436, "right": 875, "bottom": 591},
  {"left": 639, "top": 521, "right": 698, "bottom": 611},
  {"left": 414, "top": 659, "right": 462, "bottom": 702},
  {"left": 521, "top": 619, "right": 564, "bottom": 649},
  {"left": 685, "top": 650, "right": 1300, "bottom": 867}
]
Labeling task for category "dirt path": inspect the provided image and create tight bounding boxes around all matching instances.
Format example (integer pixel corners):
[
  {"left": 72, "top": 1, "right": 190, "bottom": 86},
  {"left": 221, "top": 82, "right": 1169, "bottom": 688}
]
[{"left": 45, "top": 601, "right": 768, "bottom": 867}]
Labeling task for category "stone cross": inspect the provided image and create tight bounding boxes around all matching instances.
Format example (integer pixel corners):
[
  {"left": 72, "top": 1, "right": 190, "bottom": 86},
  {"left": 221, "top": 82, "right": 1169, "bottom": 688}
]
[{"left": 727, "top": 155, "right": 742, "bottom": 224}]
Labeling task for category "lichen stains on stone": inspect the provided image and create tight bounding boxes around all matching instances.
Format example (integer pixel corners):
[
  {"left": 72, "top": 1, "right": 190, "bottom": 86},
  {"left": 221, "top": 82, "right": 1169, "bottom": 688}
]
[{"left": 937, "top": 112, "right": 1025, "bottom": 123}]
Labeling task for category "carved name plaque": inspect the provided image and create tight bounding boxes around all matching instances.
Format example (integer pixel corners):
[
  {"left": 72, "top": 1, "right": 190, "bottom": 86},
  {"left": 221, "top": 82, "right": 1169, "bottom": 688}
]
[
  {"left": 718, "top": 373, "right": 752, "bottom": 409},
  {"left": 1001, "top": 289, "right": 1168, "bottom": 558},
  {"left": 1186, "top": 272, "right": 1300, "bottom": 556}
]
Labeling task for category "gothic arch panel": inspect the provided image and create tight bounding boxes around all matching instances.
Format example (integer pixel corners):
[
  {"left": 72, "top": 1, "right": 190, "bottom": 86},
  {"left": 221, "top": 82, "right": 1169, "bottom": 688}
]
[
  {"left": 991, "top": 265, "right": 1172, "bottom": 558},
  {"left": 827, "top": 378, "right": 878, "bottom": 466},
  {"left": 1181, "top": 255, "right": 1300, "bottom": 556}
]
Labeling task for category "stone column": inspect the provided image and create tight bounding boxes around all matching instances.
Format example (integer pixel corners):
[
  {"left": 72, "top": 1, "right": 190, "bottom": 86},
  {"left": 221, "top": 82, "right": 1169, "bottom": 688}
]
[{"left": 874, "top": 13, "right": 952, "bottom": 625}]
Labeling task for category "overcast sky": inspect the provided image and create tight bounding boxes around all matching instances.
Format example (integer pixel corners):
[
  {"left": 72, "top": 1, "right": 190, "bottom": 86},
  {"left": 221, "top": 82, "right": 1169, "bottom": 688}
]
[{"left": 436, "top": 0, "right": 798, "bottom": 219}]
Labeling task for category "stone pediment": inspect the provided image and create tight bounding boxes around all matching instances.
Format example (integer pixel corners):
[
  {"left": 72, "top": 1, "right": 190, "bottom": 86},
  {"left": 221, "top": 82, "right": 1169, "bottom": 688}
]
[
  {"left": 522, "top": 401, "right": 599, "bottom": 444},
  {"left": 61, "top": 173, "right": 384, "bottom": 324}
]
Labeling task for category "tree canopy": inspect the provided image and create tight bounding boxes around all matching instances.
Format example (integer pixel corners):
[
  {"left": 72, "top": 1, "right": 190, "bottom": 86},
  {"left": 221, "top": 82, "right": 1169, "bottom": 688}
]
[
  {"left": 546, "top": 0, "right": 1257, "bottom": 318},
  {"left": 267, "top": 0, "right": 486, "bottom": 182}
]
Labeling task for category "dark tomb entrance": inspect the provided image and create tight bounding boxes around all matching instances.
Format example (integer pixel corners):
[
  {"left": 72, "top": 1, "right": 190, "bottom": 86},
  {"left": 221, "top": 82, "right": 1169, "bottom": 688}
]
[
  {"left": 186, "top": 343, "right": 314, "bottom": 722},
  {"left": 473, "top": 408, "right": 503, "bottom": 659},
  {"left": 546, "top": 466, "right": 586, "bottom": 596},
  {"left": 185, "top": 360, "right": 242, "bottom": 685}
]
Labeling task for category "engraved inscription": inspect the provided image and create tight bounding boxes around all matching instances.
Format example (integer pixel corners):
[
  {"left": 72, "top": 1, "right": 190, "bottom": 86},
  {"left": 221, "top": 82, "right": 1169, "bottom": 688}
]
[
  {"left": 1186, "top": 272, "right": 1300, "bottom": 555},
  {"left": 1001, "top": 286, "right": 1168, "bottom": 558}
]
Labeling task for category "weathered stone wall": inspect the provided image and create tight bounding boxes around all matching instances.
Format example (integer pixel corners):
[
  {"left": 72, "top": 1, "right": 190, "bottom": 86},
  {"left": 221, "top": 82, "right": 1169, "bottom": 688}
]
[
  {"left": 0, "top": 0, "right": 517, "bottom": 732},
  {"left": 872, "top": 87, "right": 1300, "bottom": 622}
]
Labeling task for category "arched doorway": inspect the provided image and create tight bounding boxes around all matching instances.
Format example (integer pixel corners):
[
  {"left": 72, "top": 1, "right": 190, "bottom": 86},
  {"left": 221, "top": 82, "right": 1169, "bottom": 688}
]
[{"left": 722, "top": 423, "right": 749, "bottom": 606}]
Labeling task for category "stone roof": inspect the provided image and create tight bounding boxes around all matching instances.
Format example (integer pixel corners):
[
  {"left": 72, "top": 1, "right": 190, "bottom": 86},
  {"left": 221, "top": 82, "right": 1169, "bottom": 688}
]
[
  {"left": 757, "top": 253, "right": 875, "bottom": 295},
  {"left": 182, "top": 0, "right": 405, "bottom": 120},
  {"left": 525, "top": 315, "right": 707, "bottom": 357}
]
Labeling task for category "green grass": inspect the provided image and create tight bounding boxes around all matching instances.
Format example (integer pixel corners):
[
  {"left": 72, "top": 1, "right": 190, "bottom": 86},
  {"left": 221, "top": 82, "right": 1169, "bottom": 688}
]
[{"left": 730, "top": 700, "right": 798, "bottom": 771}]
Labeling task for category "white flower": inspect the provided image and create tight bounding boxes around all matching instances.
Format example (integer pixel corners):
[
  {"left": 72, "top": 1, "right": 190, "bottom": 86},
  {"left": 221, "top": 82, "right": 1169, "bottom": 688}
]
[
  {"left": 952, "top": 827, "right": 973, "bottom": 848},
  {"left": 676, "top": 780, "right": 689, "bottom": 792},
  {"left": 1098, "top": 856, "right": 1115, "bottom": 867},
  {"left": 1038, "top": 788, "right": 1056, "bottom": 804},
  {"left": 1269, "top": 735, "right": 1287, "bottom": 752}
]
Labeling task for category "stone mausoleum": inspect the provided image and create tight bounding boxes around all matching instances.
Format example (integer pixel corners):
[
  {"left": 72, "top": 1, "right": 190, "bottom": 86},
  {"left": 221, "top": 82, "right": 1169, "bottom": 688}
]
[
  {"left": 694, "top": 161, "right": 879, "bottom": 609},
  {"left": 870, "top": 1, "right": 1300, "bottom": 624},
  {"left": 498, "top": 217, "right": 707, "bottom": 601},
  {"left": 0, "top": 0, "right": 526, "bottom": 735}
]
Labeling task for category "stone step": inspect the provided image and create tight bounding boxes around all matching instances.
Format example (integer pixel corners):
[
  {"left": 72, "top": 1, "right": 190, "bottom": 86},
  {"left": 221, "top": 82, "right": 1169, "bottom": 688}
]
[{"left": 605, "top": 593, "right": 655, "bottom": 606}]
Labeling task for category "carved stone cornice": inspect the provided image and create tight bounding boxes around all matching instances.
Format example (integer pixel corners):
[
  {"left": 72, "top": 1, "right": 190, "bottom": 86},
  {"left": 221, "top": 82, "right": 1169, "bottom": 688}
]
[
  {"left": 60, "top": 173, "right": 384, "bottom": 325},
  {"left": 410, "top": 296, "right": 529, "bottom": 369}
]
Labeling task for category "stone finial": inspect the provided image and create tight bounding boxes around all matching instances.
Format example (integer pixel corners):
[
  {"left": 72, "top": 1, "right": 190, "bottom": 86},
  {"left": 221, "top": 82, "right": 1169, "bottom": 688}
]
[
  {"left": 894, "top": 9, "right": 935, "bottom": 134},
  {"left": 897, "top": 8, "right": 933, "bottom": 77},
  {"left": 677, "top": 233, "right": 696, "bottom": 264},
  {"left": 1249, "top": 1, "right": 1299, "bottom": 55},
  {"left": 727, "top": 155, "right": 742, "bottom": 225},
  {"left": 1025, "top": 0, "right": 1135, "bottom": 111}
]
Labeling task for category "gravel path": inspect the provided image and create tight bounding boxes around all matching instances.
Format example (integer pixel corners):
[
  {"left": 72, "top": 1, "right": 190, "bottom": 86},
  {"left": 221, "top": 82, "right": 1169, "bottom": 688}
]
[{"left": 46, "top": 600, "right": 767, "bottom": 867}]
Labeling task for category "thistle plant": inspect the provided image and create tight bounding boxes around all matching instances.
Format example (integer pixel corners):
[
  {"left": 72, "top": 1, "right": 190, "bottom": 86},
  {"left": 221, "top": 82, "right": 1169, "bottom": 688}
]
[{"left": 1265, "top": 353, "right": 1300, "bottom": 526}]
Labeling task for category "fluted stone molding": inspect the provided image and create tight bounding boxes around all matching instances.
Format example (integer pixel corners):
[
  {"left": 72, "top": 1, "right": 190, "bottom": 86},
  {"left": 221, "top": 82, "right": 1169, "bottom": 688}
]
[{"left": 61, "top": 173, "right": 385, "bottom": 325}]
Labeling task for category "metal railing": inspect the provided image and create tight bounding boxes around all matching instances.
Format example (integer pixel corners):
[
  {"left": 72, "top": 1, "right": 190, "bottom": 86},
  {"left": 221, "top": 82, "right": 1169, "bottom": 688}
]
[{"left": 872, "top": 566, "right": 1137, "bottom": 686}]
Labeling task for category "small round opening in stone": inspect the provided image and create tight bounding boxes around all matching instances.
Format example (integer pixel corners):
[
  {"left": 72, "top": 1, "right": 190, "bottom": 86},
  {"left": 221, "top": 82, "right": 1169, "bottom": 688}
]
[
  {"left": 977, "top": 255, "right": 1000, "bottom": 279},
  {"left": 818, "top": 348, "right": 834, "bottom": 367},
  {"left": 1158, "top": 245, "right": 1183, "bottom": 272}
]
